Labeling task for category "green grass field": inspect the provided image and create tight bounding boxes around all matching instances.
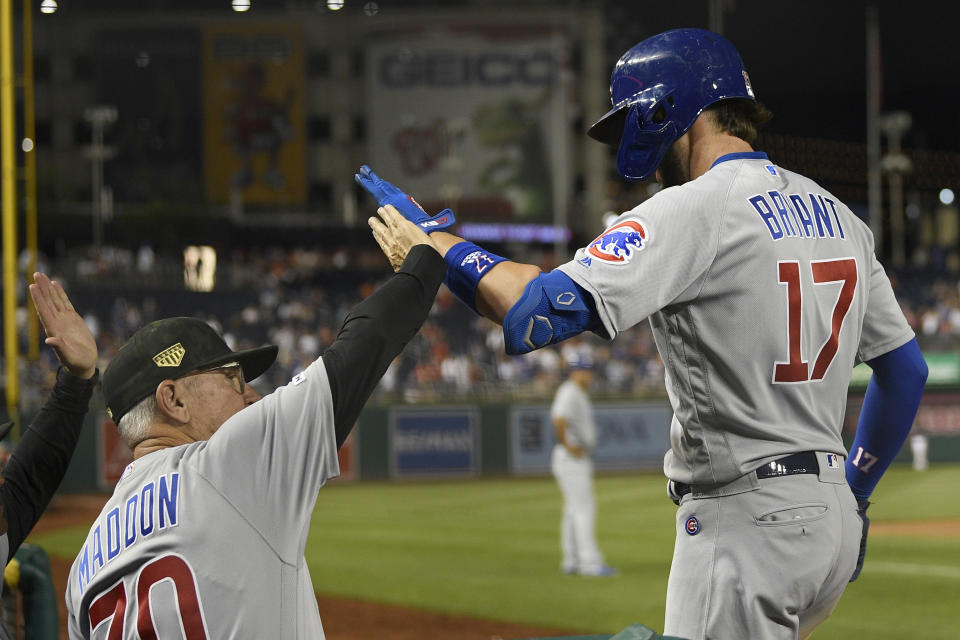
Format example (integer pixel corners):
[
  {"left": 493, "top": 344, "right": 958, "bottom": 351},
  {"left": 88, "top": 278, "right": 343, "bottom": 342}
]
[{"left": 31, "top": 465, "right": 960, "bottom": 638}]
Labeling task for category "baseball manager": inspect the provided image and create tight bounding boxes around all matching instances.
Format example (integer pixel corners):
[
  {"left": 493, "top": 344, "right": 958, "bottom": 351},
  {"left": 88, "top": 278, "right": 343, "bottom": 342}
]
[{"left": 65, "top": 218, "right": 444, "bottom": 638}]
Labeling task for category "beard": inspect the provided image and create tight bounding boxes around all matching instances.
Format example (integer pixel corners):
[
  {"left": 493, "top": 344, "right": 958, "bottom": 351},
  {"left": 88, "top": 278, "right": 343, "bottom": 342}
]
[{"left": 656, "top": 143, "right": 688, "bottom": 189}]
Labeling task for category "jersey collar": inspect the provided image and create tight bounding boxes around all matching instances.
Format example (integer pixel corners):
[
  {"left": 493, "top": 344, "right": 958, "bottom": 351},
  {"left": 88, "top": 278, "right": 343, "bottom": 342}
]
[{"left": 710, "top": 151, "right": 769, "bottom": 168}]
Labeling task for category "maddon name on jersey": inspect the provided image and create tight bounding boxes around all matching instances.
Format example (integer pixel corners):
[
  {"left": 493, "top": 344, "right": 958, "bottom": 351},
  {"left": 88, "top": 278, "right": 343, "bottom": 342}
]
[
  {"left": 75, "top": 473, "right": 180, "bottom": 594},
  {"left": 748, "top": 190, "right": 846, "bottom": 241}
]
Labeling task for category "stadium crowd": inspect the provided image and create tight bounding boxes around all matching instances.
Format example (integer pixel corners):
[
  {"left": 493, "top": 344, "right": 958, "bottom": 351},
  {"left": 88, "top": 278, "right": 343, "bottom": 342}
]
[{"left": 6, "top": 241, "right": 959, "bottom": 418}]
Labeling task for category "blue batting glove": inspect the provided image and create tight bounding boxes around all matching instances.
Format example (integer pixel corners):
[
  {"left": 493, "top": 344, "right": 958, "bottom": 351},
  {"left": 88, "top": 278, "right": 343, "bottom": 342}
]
[
  {"left": 354, "top": 165, "right": 456, "bottom": 233},
  {"left": 849, "top": 498, "right": 870, "bottom": 582}
]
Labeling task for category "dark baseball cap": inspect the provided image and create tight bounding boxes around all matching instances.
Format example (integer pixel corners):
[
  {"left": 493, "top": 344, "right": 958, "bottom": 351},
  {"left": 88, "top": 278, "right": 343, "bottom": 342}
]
[{"left": 102, "top": 317, "right": 278, "bottom": 423}]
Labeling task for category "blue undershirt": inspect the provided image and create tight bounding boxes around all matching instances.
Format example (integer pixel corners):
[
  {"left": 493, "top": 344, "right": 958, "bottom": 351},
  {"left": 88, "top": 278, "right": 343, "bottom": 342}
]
[{"left": 845, "top": 339, "right": 928, "bottom": 501}]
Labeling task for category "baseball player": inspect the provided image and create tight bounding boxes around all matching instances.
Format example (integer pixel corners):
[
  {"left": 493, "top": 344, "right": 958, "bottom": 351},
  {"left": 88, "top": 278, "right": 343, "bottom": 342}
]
[
  {"left": 550, "top": 357, "right": 616, "bottom": 577},
  {"left": 357, "top": 28, "right": 928, "bottom": 639},
  {"left": 65, "top": 212, "right": 444, "bottom": 639},
  {"left": 0, "top": 273, "right": 99, "bottom": 639}
]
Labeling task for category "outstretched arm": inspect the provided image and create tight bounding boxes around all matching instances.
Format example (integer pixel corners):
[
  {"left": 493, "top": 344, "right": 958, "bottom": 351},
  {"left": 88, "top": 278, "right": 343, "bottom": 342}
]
[
  {"left": 0, "top": 273, "right": 98, "bottom": 560},
  {"left": 360, "top": 196, "right": 606, "bottom": 355},
  {"left": 29, "top": 273, "right": 97, "bottom": 380},
  {"left": 355, "top": 165, "right": 541, "bottom": 324},
  {"left": 357, "top": 168, "right": 605, "bottom": 354},
  {"left": 322, "top": 209, "right": 446, "bottom": 447},
  {"left": 364, "top": 202, "right": 601, "bottom": 355},
  {"left": 427, "top": 230, "right": 541, "bottom": 323}
]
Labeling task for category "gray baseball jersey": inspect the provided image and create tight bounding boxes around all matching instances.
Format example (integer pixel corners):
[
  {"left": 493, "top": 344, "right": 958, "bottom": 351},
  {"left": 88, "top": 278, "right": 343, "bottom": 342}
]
[
  {"left": 559, "top": 152, "right": 913, "bottom": 485},
  {"left": 65, "top": 358, "right": 339, "bottom": 639},
  {"left": 550, "top": 380, "right": 597, "bottom": 452}
]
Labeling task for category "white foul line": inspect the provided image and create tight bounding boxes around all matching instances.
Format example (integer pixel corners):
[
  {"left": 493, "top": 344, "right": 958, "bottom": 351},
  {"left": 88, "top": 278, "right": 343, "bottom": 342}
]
[{"left": 868, "top": 561, "right": 960, "bottom": 579}]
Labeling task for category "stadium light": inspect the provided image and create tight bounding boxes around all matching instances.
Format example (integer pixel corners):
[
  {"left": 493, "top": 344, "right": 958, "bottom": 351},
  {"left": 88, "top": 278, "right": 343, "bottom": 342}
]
[
  {"left": 39, "top": 0, "right": 57, "bottom": 14},
  {"left": 232, "top": 0, "right": 251, "bottom": 12},
  {"left": 184, "top": 246, "right": 217, "bottom": 292},
  {"left": 327, "top": 0, "right": 344, "bottom": 10},
  {"left": 940, "top": 188, "right": 956, "bottom": 206}
]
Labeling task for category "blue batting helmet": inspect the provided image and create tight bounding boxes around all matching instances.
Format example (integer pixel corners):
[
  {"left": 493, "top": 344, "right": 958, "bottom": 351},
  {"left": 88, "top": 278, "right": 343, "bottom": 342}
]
[{"left": 588, "top": 28, "right": 756, "bottom": 182}]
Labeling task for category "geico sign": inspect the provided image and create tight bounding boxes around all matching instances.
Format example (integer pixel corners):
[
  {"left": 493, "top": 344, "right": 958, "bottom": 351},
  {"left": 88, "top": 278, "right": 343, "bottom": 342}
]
[{"left": 379, "top": 51, "right": 555, "bottom": 87}]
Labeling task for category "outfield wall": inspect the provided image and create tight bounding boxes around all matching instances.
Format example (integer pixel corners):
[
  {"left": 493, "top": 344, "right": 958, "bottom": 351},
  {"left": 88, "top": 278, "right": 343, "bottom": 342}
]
[
  {"left": 52, "top": 390, "right": 960, "bottom": 492},
  {"left": 352, "top": 402, "right": 671, "bottom": 481}
]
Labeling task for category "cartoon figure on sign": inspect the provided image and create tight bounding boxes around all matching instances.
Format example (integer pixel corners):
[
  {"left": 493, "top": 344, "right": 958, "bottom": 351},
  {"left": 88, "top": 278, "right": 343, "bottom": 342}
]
[
  {"left": 391, "top": 119, "right": 464, "bottom": 176},
  {"left": 225, "top": 63, "right": 295, "bottom": 191},
  {"left": 587, "top": 220, "right": 648, "bottom": 264},
  {"left": 472, "top": 92, "right": 552, "bottom": 219}
]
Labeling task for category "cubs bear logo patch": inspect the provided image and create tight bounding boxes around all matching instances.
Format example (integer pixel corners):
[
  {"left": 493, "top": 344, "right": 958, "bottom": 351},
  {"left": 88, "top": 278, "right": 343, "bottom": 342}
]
[{"left": 586, "top": 220, "right": 648, "bottom": 264}]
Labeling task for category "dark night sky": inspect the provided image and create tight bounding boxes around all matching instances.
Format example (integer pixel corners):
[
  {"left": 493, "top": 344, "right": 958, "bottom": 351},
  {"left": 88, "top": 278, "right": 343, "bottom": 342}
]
[
  {"left": 605, "top": 0, "right": 960, "bottom": 152},
  {"left": 50, "top": 0, "right": 960, "bottom": 152}
]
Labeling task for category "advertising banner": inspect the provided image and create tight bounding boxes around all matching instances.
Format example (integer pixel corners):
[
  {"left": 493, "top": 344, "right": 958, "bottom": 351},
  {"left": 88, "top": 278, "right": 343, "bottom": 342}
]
[
  {"left": 509, "top": 403, "right": 671, "bottom": 474},
  {"left": 203, "top": 22, "right": 306, "bottom": 206},
  {"left": 390, "top": 408, "right": 479, "bottom": 477},
  {"left": 366, "top": 24, "right": 572, "bottom": 223}
]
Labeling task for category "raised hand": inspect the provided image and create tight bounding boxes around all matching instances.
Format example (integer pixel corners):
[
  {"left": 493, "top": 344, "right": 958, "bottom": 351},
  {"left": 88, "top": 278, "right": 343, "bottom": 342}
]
[
  {"left": 29, "top": 272, "right": 98, "bottom": 380},
  {"left": 369, "top": 205, "right": 439, "bottom": 271},
  {"left": 355, "top": 165, "right": 457, "bottom": 233}
]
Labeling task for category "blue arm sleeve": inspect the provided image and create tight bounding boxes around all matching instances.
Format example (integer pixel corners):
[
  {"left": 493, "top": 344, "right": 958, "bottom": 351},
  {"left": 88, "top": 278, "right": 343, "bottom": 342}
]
[{"left": 845, "top": 338, "right": 928, "bottom": 501}]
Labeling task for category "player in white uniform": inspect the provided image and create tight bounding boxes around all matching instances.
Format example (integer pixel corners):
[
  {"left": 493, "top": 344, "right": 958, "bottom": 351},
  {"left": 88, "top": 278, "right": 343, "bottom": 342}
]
[
  {"left": 65, "top": 218, "right": 445, "bottom": 639},
  {"left": 550, "top": 358, "right": 616, "bottom": 577},
  {"left": 358, "top": 28, "right": 928, "bottom": 640}
]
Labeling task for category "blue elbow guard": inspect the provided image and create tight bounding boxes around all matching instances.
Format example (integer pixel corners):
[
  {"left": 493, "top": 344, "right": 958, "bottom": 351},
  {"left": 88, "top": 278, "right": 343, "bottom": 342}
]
[{"left": 502, "top": 271, "right": 599, "bottom": 355}]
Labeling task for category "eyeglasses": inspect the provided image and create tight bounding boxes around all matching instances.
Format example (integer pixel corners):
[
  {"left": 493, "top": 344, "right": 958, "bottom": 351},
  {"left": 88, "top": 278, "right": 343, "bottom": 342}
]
[{"left": 182, "top": 361, "right": 246, "bottom": 396}]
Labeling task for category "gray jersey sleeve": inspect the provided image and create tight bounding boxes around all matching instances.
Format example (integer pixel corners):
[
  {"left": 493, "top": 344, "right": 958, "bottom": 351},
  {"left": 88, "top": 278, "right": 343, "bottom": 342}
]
[
  {"left": 858, "top": 251, "right": 915, "bottom": 362},
  {"left": 558, "top": 185, "right": 723, "bottom": 339},
  {"left": 192, "top": 358, "right": 339, "bottom": 559}
]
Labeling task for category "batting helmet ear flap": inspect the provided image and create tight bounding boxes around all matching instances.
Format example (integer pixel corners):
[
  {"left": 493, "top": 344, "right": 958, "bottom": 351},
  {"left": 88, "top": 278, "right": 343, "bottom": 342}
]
[{"left": 615, "top": 102, "right": 678, "bottom": 182}]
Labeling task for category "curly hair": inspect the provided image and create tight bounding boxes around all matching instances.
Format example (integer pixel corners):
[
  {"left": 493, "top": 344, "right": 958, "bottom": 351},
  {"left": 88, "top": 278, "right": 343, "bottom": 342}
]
[{"left": 704, "top": 99, "right": 773, "bottom": 144}]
